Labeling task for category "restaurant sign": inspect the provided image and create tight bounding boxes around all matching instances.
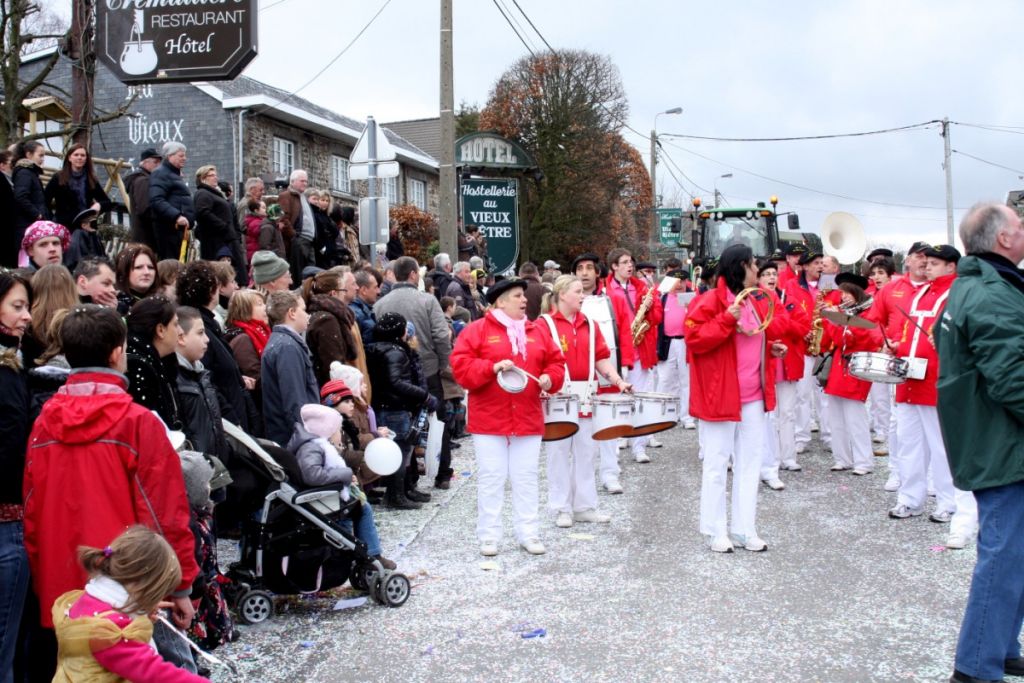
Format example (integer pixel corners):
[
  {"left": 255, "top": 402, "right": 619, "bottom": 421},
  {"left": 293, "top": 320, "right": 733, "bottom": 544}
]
[{"left": 96, "top": 0, "right": 258, "bottom": 84}]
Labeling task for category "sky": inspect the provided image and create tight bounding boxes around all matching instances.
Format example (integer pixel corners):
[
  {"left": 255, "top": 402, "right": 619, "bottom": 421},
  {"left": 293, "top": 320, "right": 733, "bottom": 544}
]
[{"left": 48, "top": 0, "right": 1024, "bottom": 252}]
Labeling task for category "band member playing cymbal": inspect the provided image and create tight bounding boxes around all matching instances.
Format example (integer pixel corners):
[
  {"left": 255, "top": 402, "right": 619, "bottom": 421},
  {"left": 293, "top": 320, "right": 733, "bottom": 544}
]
[
  {"left": 685, "top": 244, "right": 788, "bottom": 553},
  {"left": 539, "top": 275, "right": 631, "bottom": 529},
  {"left": 450, "top": 279, "right": 565, "bottom": 557}
]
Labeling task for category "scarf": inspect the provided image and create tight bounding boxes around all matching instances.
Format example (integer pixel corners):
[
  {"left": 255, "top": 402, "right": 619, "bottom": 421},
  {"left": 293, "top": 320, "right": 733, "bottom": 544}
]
[
  {"left": 233, "top": 319, "right": 271, "bottom": 356},
  {"left": 69, "top": 170, "right": 88, "bottom": 209},
  {"left": 491, "top": 309, "right": 528, "bottom": 360}
]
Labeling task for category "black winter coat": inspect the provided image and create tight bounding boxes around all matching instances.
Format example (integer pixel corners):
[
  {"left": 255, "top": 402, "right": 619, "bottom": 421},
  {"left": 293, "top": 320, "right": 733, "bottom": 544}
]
[
  {"left": 12, "top": 160, "right": 49, "bottom": 238},
  {"left": 176, "top": 355, "right": 228, "bottom": 459},
  {"left": 312, "top": 205, "right": 341, "bottom": 268},
  {"left": 1, "top": 176, "right": 17, "bottom": 268},
  {"left": 27, "top": 361, "right": 70, "bottom": 423},
  {"left": 148, "top": 159, "right": 195, "bottom": 259},
  {"left": 198, "top": 307, "right": 257, "bottom": 434},
  {"left": 194, "top": 183, "right": 236, "bottom": 261},
  {"left": 0, "top": 339, "right": 30, "bottom": 506},
  {"left": 365, "top": 341, "right": 432, "bottom": 413},
  {"left": 125, "top": 331, "right": 182, "bottom": 430},
  {"left": 44, "top": 173, "right": 112, "bottom": 232}
]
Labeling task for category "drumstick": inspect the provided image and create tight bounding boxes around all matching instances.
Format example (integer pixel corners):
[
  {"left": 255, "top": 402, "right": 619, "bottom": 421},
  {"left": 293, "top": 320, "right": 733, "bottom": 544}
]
[{"left": 895, "top": 305, "right": 931, "bottom": 338}]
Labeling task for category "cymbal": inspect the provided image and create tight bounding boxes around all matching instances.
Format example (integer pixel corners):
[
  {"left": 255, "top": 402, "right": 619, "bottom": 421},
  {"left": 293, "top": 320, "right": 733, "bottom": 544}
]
[{"left": 821, "top": 309, "right": 877, "bottom": 330}]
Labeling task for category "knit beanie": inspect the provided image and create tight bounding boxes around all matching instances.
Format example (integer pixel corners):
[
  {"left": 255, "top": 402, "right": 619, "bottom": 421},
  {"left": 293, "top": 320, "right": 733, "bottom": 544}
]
[
  {"left": 251, "top": 250, "right": 289, "bottom": 284},
  {"left": 329, "top": 362, "right": 364, "bottom": 397},
  {"left": 301, "top": 403, "right": 342, "bottom": 439},
  {"left": 320, "top": 379, "right": 354, "bottom": 407},
  {"left": 374, "top": 312, "right": 407, "bottom": 343}
]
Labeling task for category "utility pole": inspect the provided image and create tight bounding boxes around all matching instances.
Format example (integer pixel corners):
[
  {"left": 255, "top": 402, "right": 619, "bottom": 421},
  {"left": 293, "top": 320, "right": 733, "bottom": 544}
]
[
  {"left": 438, "top": 0, "right": 457, "bottom": 258},
  {"left": 650, "top": 129, "right": 658, "bottom": 256},
  {"left": 69, "top": 0, "right": 96, "bottom": 146},
  {"left": 941, "top": 117, "right": 954, "bottom": 245}
]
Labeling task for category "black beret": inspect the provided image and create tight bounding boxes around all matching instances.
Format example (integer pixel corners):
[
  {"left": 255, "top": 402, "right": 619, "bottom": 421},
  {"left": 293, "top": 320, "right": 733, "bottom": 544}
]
[
  {"left": 835, "top": 272, "right": 869, "bottom": 290},
  {"left": 635, "top": 261, "right": 656, "bottom": 271},
  {"left": 866, "top": 248, "right": 894, "bottom": 261},
  {"left": 798, "top": 250, "right": 823, "bottom": 265},
  {"left": 665, "top": 268, "right": 686, "bottom": 279},
  {"left": 923, "top": 244, "right": 961, "bottom": 263},
  {"left": 769, "top": 249, "right": 786, "bottom": 262},
  {"left": 785, "top": 243, "right": 808, "bottom": 256},
  {"left": 484, "top": 278, "right": 528, "bottom": 305},
  {"left": 571, "top": 253, "right": 601, "bottom": 272}
]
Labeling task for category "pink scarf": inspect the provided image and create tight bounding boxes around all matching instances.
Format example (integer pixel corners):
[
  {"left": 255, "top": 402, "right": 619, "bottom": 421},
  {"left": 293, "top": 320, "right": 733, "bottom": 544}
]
[{"left": 491, "top": 309, "right": 528, "bottom": 360}]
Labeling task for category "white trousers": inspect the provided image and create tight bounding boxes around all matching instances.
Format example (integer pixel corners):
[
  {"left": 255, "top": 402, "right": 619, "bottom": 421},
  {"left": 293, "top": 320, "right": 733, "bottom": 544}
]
[
  {"left": 894, "top": 403, "right": 955, "bottom": 512},
  {"left": 951, "top": 488, "right": 979, "bottom": 538},
  {"left": 868, "top": 381, "right": 891, "bottom": 442},
  {"left": 546, "top": 417, "right": 599, "bottom": 514},
  {"left": 656, "top": 338, "right": 692, "bottom": 422},
  {"left": 817, "top": 388, "right": 831, "bottom": 445},
  {"left": 829, "top": 396, "right": 874, "bottom": 470},
  {"left": 775, "top": 380, "right": 799, "bottom": 468},
  {"left": 473, "top": 434, "right": 542, "bottom": 544},
  {"left": 699, "top": 402, "right": 765, "bottom": 539},
  {"left": 887, "top": 388, "right": 901, "bottom": 476},
  {"left": 628, "top": 366, "right": 653, "bottom": 454},
  {"left": 795, "top": 357, "right": 815, "bottom": 447},
  {"left": 760, "top": 409, "right": 780, "bottom": 481}
]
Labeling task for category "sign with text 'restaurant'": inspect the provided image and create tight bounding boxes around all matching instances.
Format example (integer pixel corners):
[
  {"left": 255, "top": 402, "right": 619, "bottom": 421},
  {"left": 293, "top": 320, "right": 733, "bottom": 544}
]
[
  {"left": 461, "top": 178, "right": 520, "bottom": 275},
  {"left": 96, "top": 0, "right": 258, "bottom": 84}
]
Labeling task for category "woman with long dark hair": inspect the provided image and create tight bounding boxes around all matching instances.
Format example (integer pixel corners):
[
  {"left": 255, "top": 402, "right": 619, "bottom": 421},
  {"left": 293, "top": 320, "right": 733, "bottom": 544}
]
[
  {"left": 125, "top": 295, "right": 182, "bottom": 430},
  {"left": 44, "top": 143, "right": 111, "bottom": 232},
  {"left": 114, "top": 243, "right": 162, "bottom": 315},
  {"left": 11, "top": 141, "right": 50, "bottom": 254},
  {"left": 684, "top": 244, "right": 788, "bottom": 554}
]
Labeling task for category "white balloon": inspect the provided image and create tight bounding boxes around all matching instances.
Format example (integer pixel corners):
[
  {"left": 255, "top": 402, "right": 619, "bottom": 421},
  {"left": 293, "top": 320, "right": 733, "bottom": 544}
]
[{"left": 364, "top": 437, "right": 402, "bottom": 476}]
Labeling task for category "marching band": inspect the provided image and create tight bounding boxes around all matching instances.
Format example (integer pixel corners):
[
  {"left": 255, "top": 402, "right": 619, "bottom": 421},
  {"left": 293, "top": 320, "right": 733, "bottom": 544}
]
[{"left": 451, "top": 238, "right": 978, "bottom": 557}]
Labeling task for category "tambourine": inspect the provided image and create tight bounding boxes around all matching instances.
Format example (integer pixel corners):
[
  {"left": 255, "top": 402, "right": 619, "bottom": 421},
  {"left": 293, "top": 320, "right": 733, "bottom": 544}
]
[{"left": 733, "top": 287, "right": 774, "bottom": 335}]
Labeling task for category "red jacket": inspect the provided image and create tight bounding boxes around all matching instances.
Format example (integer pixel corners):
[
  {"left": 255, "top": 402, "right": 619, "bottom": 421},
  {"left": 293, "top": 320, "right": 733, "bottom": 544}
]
[
  {"left": 777, "top": 282, "right": 814, "bottom": 380},
  {"left": 893, "top": 273, "right": 955, "bottom": 406},
  {"left": 869, "top": 275, "right": 927, "bottom": 343},
  {"left": 778, "top": 265, "right": 799, "bottom": 290},
  {"left": 603, "top": 275, "right": 663, "bottom": 370},
  {"left": 539, "top": 310, "right": 611, "bottom": 381},
  {"left": 23, "top": 370, "right": 198, "bottom": 627},
  {"left": 450, "top": 312, "right": 566, "bottom": 436},
  {"left": 684, "top": 278, "right": 785, "bottom": 421},
  {"left": 820, "top": 321, "right": 883, "bottom": 402}
]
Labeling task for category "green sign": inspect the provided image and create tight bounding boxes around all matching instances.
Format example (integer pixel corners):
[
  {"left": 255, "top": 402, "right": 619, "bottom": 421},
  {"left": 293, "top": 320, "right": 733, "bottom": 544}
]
[
  {"left": 461, "top": 178, "right": 519, "bottom": 275},
  {"left": 455, "top": 133, "right": 536, "bottom": 170},
  {"left": 658, "top": 208, "right": 683, "bottom": 246}
]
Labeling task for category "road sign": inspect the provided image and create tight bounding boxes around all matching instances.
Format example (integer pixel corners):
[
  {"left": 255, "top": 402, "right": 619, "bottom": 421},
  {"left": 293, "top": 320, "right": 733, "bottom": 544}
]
[
  {"left": 658, "top": 208, "right": 683, "bottom": 247},
  {"left": 351, "top": 117, "right": 396, "bottom": 164},
  {"left": 461, "top": 178, "right": 519, "bottom": 275},
  {"left": 358, "top": 197, "right": 389, "bottom": 246},
  {"left": 350, "top": 160, "right": 399, "bottom": 180}
]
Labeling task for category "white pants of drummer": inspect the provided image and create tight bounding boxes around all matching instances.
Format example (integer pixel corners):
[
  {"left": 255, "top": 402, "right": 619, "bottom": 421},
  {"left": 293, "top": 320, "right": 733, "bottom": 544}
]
[
  {"left": 795, "top": 357, "right": 815, "bottom": 447},
  {"left": 828, "top": 396, "right": 874, "bottom": 471},
  {"left": 868, "top": 381, "right": 891, "bottom": 443},
  {"left": 473, "top": 434, "right": 543, "bottom": 544},
  {"left": 700, "top": 401, "right": 765, "bottom": 540},
  {"left": 774, "top": 380, "right": 800, "bottom": 470},
  {"left": 598, "top": 439, "right": 620, "bottom": 486},
  {"left": 546, "top": 417, "right": 599, "bottom": 514},
  {"left": 628, "top": 366, "right": 654, "bottom": 455},
  {"left": 760, "top": 409, "right": 780, "bottom": 481},
  {"left": 894, "top": 403, "right": 956, "bottom": 513},
  {"left": 656, "top": 338, "right": 692, "bottom": 423}
]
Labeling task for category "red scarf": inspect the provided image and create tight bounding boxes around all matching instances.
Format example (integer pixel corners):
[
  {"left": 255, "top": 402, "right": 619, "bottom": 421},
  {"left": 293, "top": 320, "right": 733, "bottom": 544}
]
[{"left": 233, "top": 319, "right": 271, "bottom": 357}]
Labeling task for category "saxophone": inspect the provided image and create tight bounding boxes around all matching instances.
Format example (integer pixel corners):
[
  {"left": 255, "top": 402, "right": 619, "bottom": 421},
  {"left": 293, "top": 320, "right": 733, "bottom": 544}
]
[
  {"left": 807, "top": 290, "right": 825, "bottom": 355},
  {"left": 631, "top": 286, "right": 656, "bottom": 346}
]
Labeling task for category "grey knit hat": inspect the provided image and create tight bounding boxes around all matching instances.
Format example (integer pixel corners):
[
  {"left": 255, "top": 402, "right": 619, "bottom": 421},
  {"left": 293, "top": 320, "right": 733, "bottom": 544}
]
[{"left": 251, "top": 250, "right": 289, "bottom": 284}]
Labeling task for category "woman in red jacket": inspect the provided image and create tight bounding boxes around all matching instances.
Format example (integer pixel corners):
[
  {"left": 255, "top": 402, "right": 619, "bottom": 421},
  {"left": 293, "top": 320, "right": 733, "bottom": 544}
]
[
  {"left": 820, "top": 276, "right": 884, "bottom": 475},
  {"left": 450, "top": 279, "right": 565, "bottom": 557},
  {"left": 684, "top": 245, "right": 788, "bottom": 554}
]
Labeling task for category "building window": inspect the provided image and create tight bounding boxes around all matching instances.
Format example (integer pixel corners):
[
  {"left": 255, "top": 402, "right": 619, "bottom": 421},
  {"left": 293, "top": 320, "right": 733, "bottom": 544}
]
[
  {"left": 273, "top": 137, "right": 294, "bottom": 177},
  {"left": 382, "top": 176, "right": 398, "bottom": 205},
  {"left": 408, "top": 178, "right": 426, "bottom": 210},
  {"left": 330, "top": 155, "right": 350, "bottom": 194}
]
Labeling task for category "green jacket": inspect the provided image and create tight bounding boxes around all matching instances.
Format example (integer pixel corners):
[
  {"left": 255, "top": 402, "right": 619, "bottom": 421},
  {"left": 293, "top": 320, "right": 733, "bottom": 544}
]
[{"left": 935, "top": 255, "right": 1024, "bottom": 491}]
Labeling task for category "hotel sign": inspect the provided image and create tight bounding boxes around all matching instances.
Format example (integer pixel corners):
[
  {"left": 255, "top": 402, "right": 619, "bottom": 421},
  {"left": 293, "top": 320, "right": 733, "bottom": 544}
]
[{"left": 456, "top": 133, "right": 535, "bottom": 171}]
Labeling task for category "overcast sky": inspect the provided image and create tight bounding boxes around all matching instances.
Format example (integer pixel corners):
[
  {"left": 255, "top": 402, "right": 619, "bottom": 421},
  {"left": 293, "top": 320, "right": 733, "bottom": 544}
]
[{"left": 49, "top": 0, "right": 1024, "bottom": 251}]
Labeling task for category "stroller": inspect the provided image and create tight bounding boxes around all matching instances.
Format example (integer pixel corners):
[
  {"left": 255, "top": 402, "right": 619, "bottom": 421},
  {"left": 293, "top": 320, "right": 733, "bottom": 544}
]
[{"left": 219, "top": 421, "right": 411, "bottom": 624}]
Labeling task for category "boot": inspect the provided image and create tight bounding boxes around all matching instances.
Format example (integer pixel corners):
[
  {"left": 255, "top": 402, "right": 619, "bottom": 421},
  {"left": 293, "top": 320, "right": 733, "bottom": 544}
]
[
  {"left": 405, "top": 488, "right": 432, "bottom": 503},
  {"left": 386, "top": 493, "right": 422, "bottom": 510}
]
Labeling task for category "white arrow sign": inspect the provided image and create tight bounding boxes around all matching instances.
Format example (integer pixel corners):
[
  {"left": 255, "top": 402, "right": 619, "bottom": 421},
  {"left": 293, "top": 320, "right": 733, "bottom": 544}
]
[
  {"left": 350, "top": 116, "right": 396, "bottom": 164},
  {"left": 350, "top": 160, "right": 399, "bottom": 180}
]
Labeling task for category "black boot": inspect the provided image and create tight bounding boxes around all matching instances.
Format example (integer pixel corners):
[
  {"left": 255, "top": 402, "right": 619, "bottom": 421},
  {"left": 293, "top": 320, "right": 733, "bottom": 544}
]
[
  {"left": 405, "top": 488, "right": 432, "bottom": 503},
  {"left": 386, "top": 493, "right": 422, "bottom": 510}
]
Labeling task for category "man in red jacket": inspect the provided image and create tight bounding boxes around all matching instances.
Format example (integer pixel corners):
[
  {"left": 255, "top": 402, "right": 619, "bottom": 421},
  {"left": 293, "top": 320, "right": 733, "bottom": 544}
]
[
  {"left": 604, "top": 248, "right": 662, "bottom": 463},
  {"left": 23, "top": 307, "right": 197, "bottom": 664}
]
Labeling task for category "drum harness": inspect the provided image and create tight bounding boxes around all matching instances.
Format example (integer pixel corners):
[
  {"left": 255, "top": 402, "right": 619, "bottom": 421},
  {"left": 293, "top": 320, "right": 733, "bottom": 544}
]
[
  {"left": 902, "top": 283, "right": 949, "bottom": 378},
  {"left": 540, "top": 312, "right": 596, "bottom": 416}
]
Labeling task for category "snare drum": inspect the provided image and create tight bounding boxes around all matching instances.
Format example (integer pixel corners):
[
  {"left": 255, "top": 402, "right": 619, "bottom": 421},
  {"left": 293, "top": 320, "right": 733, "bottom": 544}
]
[
  {"left": 848, "top": 352, "right": 908, "bottom": 384},
  {"left": 542, "top": 394, "right": 580, "bottom": 442},
  {"left": 630, "top": 392, "right": 681, "bottom": 436},
  {"left": 591, "top": 395, "right": 635, "bottom": 441}
]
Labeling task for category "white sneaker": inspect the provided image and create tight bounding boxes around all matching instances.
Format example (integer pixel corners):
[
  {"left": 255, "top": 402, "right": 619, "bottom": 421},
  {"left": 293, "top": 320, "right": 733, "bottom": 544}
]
[
  {"left": 521, "top": 538, "right": 546, "bottom": 555},
  {"left": 809, "top": 420, "right": 820, "bottom": 432},
  {"left": 888, "top": 504, "right": 924, "bottom": 519},
  {"left": 929, "top": 510, "right": 953, "bottom": 524},
  {"left": 945, "top": 533, "right": 974, "bottom": 550},
  {"left": 647, "top": 436, "right": 663, "bottom": 448},
  {"left": 573, "top": 510, "right": 611, "bottom": 524},
  {"left": 884, "top": 473, "right": 900, "bottom": 492},
  {"left": 710, "top": 535, "right": 734, "bottom": 553},
  {"left": 795, "top": 443, "right": 808, "bottom": 455},
  {"left": 603, "top": 479, "right": 624, "bottom": 494},
  {"left": 830, "top": 463, "right": 850, "bottom": 472},
  {"left": 781, "top": 461, "right": 802, "bottom": 472},
  {"left": 851, "top": 468, "right": 873, "bottom": 476},
  {"left": 762, "top": 478, "right": 785, "bottom": 491},
  {"left": 732, "top": 534, "right": 768, "bottom": 552},
  {"left": 617, "top": 438, "right": 627, "bottom": 450},
  {"left": 555, "top": 512, "right": 573, "bottom": 528},
  {"left": 683, "top": 419, "right": 697, "bottom": 430},
  {"left": 634, "top": 450, "right": 651, "bottom": 463},
  {"left": 480, "top": 541, "right": 499, "bottom": 556}
]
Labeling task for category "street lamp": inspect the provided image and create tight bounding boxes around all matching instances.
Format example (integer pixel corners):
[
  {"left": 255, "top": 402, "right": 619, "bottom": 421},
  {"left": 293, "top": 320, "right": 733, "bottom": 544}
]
[
  {"left": 714, "top": 173, "right": 733, "bottom": 207},
  {"left": 650, "top": 107, "right": 683, "bottom": 251}
]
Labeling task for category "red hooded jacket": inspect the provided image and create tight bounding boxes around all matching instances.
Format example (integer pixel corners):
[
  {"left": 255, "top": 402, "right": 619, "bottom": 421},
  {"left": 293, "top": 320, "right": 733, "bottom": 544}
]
[
  {"left": 893, "top": 272, "right": 955, "bottom": 406},
  {"left": 23, "top": 370, "right": 198, "bottom": 627},
  {"left": 684, "top": 278, "right": 786, "bottom": 421},
  {"left": 603, "top": 274, "right": 663, "bottom": 370},
  {"left": 451, "top": 311, "right": 566, "bottom": 436}
]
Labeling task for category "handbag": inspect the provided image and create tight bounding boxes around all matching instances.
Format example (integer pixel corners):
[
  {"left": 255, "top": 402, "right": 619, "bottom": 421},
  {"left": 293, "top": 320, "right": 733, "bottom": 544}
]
[{"left": 813, "top": 351, "right": 834, "bottom": 388}]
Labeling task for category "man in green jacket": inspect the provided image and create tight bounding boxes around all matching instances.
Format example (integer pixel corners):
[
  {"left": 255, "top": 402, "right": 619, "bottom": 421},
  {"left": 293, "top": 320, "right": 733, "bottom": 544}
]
[{"left": 936, "top": 201, "right": 1024, "bottom": 683}]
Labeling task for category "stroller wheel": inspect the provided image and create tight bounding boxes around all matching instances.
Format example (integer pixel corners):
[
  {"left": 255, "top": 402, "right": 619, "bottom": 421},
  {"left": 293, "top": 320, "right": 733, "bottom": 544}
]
[
  {"left": 350, "top": 564, "right": 377, "bottom": 593},
  {"left": 236, "top": 589, "right": 275, "bottom": 624},
  {"left": 377, "top": 573, "right": 411, "bottom": 607}
]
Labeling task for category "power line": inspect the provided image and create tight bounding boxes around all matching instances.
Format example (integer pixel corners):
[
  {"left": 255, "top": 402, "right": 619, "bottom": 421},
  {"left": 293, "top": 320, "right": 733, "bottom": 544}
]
[
  {"left": 659, "top": 120, "right": 940, "bottom": 142},
  {"left": 491, "top": 0, "right": 536, "bottom": 55},
  {"left": 252, "top": 0, "right": 393, "bottom": 114},
  {"left": 952, "top": 149, "right": 1024, "bottom": 176},
  {"left": 259, "top": 0, "right": 292, "bottom": 11},
  {"left": 657, "top": 143, "right": 710, "bottom": 194},
  {"left": 661, "top": 139, "right": 971, "bottom": 211},
  {"left": 952, "top": 121, "right": 1024, "bottom": 136},
  {"left": 497, "top": 0, "right": 539, "bottom": 53}
]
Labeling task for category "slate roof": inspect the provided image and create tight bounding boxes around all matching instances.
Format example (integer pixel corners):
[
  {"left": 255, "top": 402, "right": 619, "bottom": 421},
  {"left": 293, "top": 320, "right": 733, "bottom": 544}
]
[{"left": 382, "top": 117, "right": 442, "bottom": 161}]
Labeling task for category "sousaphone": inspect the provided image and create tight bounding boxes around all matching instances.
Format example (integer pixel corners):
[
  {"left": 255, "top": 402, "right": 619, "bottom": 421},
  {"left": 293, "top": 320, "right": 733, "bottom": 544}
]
[{"left": 820, "top": 211, "right": 867, "bottom": 265}]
